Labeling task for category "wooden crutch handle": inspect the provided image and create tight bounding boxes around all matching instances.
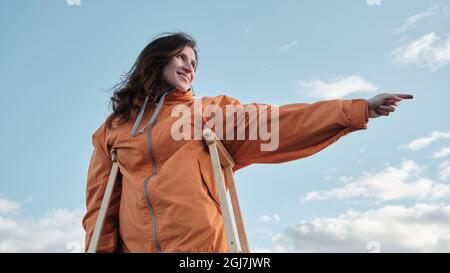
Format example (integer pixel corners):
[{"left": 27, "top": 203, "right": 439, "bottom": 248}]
[{"left": 203, "top": 129, "right": 250, "bottom": 253}]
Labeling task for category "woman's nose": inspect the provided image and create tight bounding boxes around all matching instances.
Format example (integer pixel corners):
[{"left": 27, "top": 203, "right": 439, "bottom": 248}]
[{"left": 183, "top": 63, "right": 194, "bottom": 72}]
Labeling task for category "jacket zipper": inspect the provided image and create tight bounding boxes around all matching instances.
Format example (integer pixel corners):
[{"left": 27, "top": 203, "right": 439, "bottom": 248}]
[
  {"left": 142, "top": 93, "right": 168, "bottom": 253},
  {"left": 143, "top": 175, "right": 160, "bottom": 252}
]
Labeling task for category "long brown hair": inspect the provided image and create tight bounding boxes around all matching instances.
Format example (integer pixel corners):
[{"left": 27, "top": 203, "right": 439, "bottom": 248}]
[{"left": 105, "top": 32, "right": 198, "bottom": 129}]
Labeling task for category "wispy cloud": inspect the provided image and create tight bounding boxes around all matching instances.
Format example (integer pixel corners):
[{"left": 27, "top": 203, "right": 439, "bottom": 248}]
[
  {"left": 0, "top": 198, "right": 85, "bottom": 252},
  {"left": 434, "top": 147, "right": 450, "bottom": 159},
  {"left": 273, "top": 203, "right": 450, "bottom": 252},
  {"left": 366, "top": 0, "right": 381, "bottom": 6},
  {"left": 394, "top": 5, "right": 447, "bottom": 34},
  {"left": 259, "top": 213, "right": 281, "bottom": 223},
  {"left": 339, "top": 176, "right": 355, "bottom": 184},
  {"left": 277, "top": 41, "right": 297, "bottom": 53},
  {"left": 438, "top": 161, "right": 450, "bottom": 181},
  {"left": 404, "top": 130, "right": 450, "bottom": 151},
  {"left": 392, "top": 32, "right": 450, "bottom": 71},
  {"left": 294, "top": 75, "right": 378, "bottom": 99},
  {"left": 303, "top": 160, "right": 450, "bottom": 202},
  {"left": 66, "top": 0, "right": 81, "bottom": 6}
]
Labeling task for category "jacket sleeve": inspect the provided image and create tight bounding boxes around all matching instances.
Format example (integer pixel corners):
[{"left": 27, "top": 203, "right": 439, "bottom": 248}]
[
  {"left": 218, "top": 97, "right": 369, "bottom": 171},
  {"left": 82, "top": 123, "right": 122, "bottom": 252}
]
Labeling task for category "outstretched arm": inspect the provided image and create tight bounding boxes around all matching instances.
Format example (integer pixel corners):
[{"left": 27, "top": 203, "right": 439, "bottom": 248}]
[
  {"left": 214, "top": 93, "right": 413, "bottom": 171},
  {"left": 213, "top": 97, "right": 369, "bottom": 171}
]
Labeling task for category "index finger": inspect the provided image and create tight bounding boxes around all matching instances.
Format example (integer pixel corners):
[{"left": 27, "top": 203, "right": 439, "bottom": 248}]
[{"left": 395, "top": 94, "right": 414, "bottom": 99}]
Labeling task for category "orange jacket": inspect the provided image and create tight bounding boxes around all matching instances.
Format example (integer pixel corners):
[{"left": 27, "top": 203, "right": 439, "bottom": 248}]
[{"left": 82, "top": 88, "right": 369, "bottom": 252}]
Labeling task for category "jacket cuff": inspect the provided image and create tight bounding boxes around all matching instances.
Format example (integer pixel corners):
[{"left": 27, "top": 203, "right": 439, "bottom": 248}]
[{"left": 346, "top": 99, "right": 369, "bottom": 132}]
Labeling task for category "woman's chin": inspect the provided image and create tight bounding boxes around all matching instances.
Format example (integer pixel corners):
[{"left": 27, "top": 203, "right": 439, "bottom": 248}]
[{"left": 176, "top": 84, "right": 190, "bottom": 91}]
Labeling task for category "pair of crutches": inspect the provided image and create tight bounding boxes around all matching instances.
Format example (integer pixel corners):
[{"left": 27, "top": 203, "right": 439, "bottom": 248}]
[{"left": 87, "top": 128, "right": 249, "bottom": 253}]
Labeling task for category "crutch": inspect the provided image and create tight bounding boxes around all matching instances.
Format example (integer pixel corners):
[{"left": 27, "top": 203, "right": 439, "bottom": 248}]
[
  {"left": 202, "top": 128, "right": 250, "bottom": 253},
  {"left": 87, "top": 148, "right": 119, "bottom": 253}
]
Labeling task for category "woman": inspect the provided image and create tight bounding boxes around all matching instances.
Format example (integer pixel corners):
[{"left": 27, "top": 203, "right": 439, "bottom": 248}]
[{"left": 82, "top": 32, "right": 413, "bottom": 253}]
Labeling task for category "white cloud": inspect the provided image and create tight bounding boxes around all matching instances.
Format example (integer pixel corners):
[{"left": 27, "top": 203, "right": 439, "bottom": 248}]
[
  {"left": 277, "top": 41, "right": 297, "bottom": 52},
  {"left": 66, "top": 0, "right": 81, "bottom": 6},
  {"left": 394, "top": 5, "right": 446, "bottom": 34},
  {"left": 251, "top": 246, "right": 271, "bottom": 253},
  {"left": 392, "top": 32, "right": 450, "bottom": 71},
  {"left": 304, "top": 160, "right": 450, "bottom": 202},
  {"left": 0, "top": 198, "right": 85, "bottom": 253},
  {"left": 339, "top": 176, "right": 355, "bottom": 184},
  {"left": 434, "top": 147, "right": 450, "bottom": 159},
  {"left": 438, "top": 161, "right": 450, "bottom": 181},
  {"left": 366, "top": 0, "right": 381, "bottom": 6},
  {"left": 273, "top": 203, "right": 450, "bottom": 252},
  {"left": 404, "top": 130, "right": 450, "bottom": 151},
  {"left": 295, "top": 75, "right": 378, "bottom": 99},
  {"left": 0, "top": 198, "right": 20, "bottom": 214},
  {"left": 259, "top": 213, "right": 281, "bottom": 223}
]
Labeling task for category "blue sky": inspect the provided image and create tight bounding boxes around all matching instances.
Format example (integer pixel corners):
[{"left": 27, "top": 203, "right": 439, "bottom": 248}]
[{"left": 1, "top": 0, "right": 449, "bottom": 252}]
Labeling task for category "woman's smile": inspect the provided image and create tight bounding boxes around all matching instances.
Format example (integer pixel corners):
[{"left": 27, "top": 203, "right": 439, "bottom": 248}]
[{"left": 177, "top": 72, "right": 189, "bottom": 82}]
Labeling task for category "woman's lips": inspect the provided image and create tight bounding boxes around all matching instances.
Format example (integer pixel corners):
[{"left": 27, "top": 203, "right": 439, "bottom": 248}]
[{"left": 177, "top": 72, "right": 189, "bottom": 82}]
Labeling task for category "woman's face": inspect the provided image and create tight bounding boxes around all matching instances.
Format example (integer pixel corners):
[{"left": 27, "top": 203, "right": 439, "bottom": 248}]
[{"left": 162, "top": 46, "right": 196, "bottom": 91}]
